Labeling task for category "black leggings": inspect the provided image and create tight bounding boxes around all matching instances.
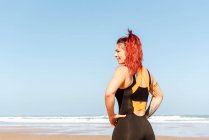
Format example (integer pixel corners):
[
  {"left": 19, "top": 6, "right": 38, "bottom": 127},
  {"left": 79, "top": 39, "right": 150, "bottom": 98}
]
[{"left": 112, "top": 113, "right": 155, "bottom": 140}]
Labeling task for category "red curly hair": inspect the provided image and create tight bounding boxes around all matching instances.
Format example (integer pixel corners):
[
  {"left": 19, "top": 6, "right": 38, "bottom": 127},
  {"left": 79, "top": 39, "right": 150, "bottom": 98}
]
[{"left": 117, "top": 29, "right": 143, "bottom": 76}]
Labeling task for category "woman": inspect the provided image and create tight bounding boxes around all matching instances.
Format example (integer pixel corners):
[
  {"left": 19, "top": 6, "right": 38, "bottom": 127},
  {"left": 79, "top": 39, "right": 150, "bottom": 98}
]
[{"left": 105, "top": 30, "right": 164, "bottom": 140}]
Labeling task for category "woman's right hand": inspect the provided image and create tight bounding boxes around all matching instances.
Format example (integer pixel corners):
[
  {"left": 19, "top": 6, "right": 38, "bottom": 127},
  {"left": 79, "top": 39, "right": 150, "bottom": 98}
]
[{"left": 108, "top": 114, "right": 126, "bottom": 127}]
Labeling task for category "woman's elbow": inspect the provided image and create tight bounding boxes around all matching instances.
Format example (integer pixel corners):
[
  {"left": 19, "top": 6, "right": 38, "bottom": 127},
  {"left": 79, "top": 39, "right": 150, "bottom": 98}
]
[
  {"left": 159, "top": 92, "right": 164, "bottom": 101},
  {"left": 105, "top": 90, "right": 115, "bottom": 99},
  {"left": 154, "top": 92, "right": 164, "bottom": 101}
]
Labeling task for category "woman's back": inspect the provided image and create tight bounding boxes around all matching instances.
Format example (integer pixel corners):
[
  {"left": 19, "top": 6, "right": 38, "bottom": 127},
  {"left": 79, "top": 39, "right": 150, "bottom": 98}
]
[{"left": 116, "top": 66, "right": 151, "bottom": 116}]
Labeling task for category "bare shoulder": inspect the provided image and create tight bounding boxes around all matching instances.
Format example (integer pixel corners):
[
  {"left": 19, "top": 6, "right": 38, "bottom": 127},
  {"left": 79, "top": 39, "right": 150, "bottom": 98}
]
[
  {"left": 111, "top": 65, "right": 129, "bottom": 82},
  {"left": 106, "top": 66, "right": 128, "bottom": 94},
  {"left": 114, "top": 65, "right": 129, "bottom": 75}
]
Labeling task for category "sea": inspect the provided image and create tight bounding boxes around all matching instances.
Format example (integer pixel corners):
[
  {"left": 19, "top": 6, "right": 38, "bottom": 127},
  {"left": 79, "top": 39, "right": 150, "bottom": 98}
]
[{"left": 0, "top": 115, "right": 209, "bottom": 138}]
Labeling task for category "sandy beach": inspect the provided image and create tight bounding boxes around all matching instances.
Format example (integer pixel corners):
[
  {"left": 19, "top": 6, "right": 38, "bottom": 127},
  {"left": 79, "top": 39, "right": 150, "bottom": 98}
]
[{"left": 0, "top": 132, "right": 209, "bottom": 140}]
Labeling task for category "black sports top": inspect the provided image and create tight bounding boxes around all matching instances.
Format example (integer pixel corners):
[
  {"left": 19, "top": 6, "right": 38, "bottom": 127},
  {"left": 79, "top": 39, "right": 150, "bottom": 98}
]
[{"left": 115, "top": 69, "right": 151, "bottom": 115}]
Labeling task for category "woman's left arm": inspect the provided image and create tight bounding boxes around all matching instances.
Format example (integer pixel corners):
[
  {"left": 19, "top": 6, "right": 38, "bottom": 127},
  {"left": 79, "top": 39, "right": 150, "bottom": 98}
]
[
  {"left": 105, "top": 66, "right": 127, "bottom": 127},
  {"left": 145, "top": 72, "right": 164, "bottom": 118}
]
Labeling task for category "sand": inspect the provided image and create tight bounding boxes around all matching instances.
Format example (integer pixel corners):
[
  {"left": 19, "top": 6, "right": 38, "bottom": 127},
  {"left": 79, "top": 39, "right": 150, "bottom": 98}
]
[{"left": 0, "top": 132, "right": 209, "bottom": 140}]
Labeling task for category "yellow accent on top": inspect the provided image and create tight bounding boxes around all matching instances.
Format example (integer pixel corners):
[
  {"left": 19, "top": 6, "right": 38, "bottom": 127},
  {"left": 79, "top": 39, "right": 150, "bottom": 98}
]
[
  {"left": 131, "top": 67, "right": 150, "bottom": 112},
  {"left": 132, "top": 101, "right": 146, "bottom": 111}
]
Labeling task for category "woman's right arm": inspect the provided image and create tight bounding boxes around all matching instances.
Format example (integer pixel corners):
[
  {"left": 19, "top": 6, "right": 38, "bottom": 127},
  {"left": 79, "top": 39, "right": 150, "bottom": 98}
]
[
  {"left": 145, "top": 72, "right": 164, "bottom": 118},
  {"left": 105, "top": 66, "right": 127, "bottom": 127}
]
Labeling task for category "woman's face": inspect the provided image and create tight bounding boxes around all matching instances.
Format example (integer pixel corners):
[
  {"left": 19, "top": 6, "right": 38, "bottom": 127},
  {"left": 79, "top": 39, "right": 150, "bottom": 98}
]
[{"left": 115, "top": 43, "right": 126, "bottom": 64}]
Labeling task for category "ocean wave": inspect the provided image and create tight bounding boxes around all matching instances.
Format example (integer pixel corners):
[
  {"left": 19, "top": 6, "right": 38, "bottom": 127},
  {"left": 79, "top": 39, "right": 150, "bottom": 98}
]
[{"left": 0, "top": 115, "right": 208, "bottom": 124}]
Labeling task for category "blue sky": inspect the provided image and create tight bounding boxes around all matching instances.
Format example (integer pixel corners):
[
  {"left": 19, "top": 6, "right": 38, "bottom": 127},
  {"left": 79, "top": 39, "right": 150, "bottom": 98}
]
[{"left": 0, "top": 0, "right": 209, "bottom": 116}]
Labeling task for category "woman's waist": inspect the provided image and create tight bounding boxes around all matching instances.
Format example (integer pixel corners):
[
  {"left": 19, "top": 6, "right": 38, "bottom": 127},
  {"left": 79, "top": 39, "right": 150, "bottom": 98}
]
[
  {"left": 120, "top": 109, "right": 146, "bottom": 117},
  {"left": 119, "top": 101, "right": 147, "bottom": 115}
]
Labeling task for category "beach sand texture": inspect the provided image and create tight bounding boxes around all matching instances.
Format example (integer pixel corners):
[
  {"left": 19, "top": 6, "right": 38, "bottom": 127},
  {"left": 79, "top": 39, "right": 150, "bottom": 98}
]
[{"left": 0, "top": 132, "right": 209, "bottom": 140}]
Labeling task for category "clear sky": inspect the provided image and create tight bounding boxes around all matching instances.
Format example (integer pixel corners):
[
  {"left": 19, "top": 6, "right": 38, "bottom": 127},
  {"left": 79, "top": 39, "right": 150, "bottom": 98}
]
[{"left": 0, "top": 0, "right": 209, "bottom": 116}]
